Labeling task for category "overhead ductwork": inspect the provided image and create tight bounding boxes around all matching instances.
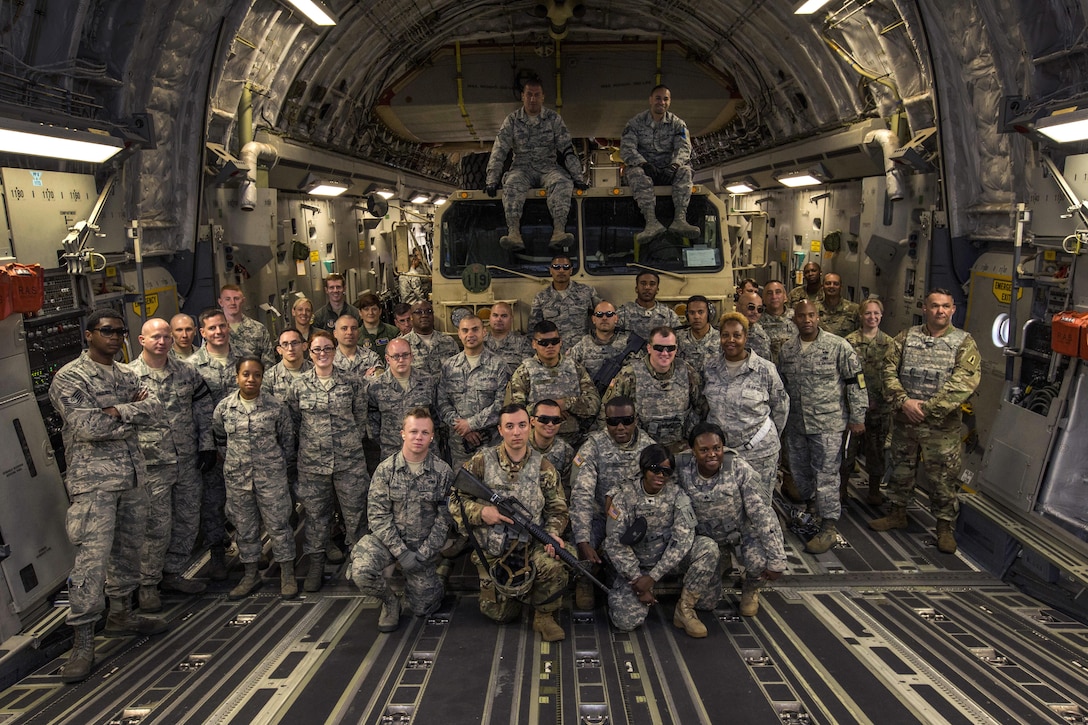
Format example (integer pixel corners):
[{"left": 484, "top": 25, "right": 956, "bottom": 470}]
[
  {"left": 534, "top": 0, "right": 586, "bottom": 41},
  {"left": 864, "top": 129, "right": 907, "bottom": 202},
  {"left": 239, "top": 141, "right": 279, "bottom": 212}
]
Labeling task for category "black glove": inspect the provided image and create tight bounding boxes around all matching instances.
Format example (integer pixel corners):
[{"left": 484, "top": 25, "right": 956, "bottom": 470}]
[
  {"left": 197, "top": 450, "right": 218, "bottom": 473},
  {"left": 573, "top": 178, "right": 590, "bottom": 191},
  {"left": 484, "top": 183, "right": 498, "bottom": 198},
  {"left": 398, "top": 549, "right": 426, "bottom": 573}
]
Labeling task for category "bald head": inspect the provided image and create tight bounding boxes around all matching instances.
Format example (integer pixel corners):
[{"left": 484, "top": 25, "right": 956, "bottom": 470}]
[
  {"left": 170, "top": 313, "right": 197, "bottom": 352},
  {"left": 139, "top": 317, "right": 173, "bottom": 361}
]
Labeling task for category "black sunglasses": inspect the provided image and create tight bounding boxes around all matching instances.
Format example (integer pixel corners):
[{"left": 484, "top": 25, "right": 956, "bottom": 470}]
[
  {"left": 94, "top": 326, "right": 128, "bottom": 337},
  {"left": 746, "top": 304, "right": 765, "bottom": 313},
  {"left": 593, "top": 311, "right": 617, "bottom": 318},
  {"left": 534, "top": 414, "right": 564, "bottom": 425},
  {"left": 550, "top": 263, "right": 572, "bottom": 270},
  {"left": 651, "top": 343, "right": 678, "bottom": 353},
  {"left": 644, "top": 463, "right": 674, "bottom": 476},
  {"left": 534, "top": 337, "right": 562, "bottom": 347},
  {"left": 605, "top": 415, "right": 636, "bottom": 427}
]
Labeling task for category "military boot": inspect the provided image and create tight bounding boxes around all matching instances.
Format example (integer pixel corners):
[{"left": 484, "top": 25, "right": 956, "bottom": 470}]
[
  {"left": 805, "top": 519, "right": 839, "bottom": 554},
  {"left": 574, "top": 577, "right": 596, "bottom": 610},
  {"left": 303, "top": 553, "right": 326, "bottom": 593},
  {"left": 325, "top": 541, "right": 344, "bottom": 564},
  {"left": 280, "top": 560, "right": 298, "bottom": 600},
  {"left": 532, "top": 610, "right": 565, "bottom": 642},
  {"left": 548, "top": 226, "right": 575, "bottom": 251},
  {"left": 104, "top": 596, "right": 168, "bottom": 637},
  {"left": 228, "top": 563, "right": 262, "bottom": 600},
  {"left": 59, "top": 623, "right": 96, "bottom": 683},
  {"left": 499, "top": 220, "right": 525, "bottom": 251},
  {"left": 668, "top": 215, "right": 701, "bottom": 238},
  {"left": 780, "top": 471, "right": 803, "bottom": 503},
  {"left": 208, "top": 546, "right": 228, "bottom": 582},
  {"left": 636, "top": 215, "right": 665, "bottom": 242},
  {"left": 138, "top": 584, "right": 162, "bottom": 613},
  {"left": 377, "top": 590, "right": 402, "bottom": 633},
  {"left": 673, "top": 588, "right": 708, "bottom": 638},
  {"left": 936, "top": 520, "right": 958, "bottom": 554},
  {"left": 869, "top": 506, "right": 908, "bottom": 531},
  {"left": 160, "top": 572, "right": 207, "bottom": 594},
  {"left": 739, "top": 580, "right": 761, "bottom": 617}
]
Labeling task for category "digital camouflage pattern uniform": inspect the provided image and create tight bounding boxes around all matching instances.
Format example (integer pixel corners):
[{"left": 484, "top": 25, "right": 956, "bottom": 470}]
[
  {"left": 620, "top": 109, "right": 694, "bottom": 224},
  {"left": 843, "top": 329, "right": 894, "bottom": 486},
  {"left": 484, "top": 332, "right": 533, "bottom": 375},
  {"left": 506, "top": 355, "right": 601, "bottom": 447},
  {"left": 787, "top": 285, "right": 823, "bottom": 308},
  {"left": 703, "top": 352, "right": 790, "bottom": 499},
  {"left": 312, "top": 301, "right": 361, "bottom": 333},
  {"left": 169, "top": 346, "right": 199, "bottom": 363},
  {"left": 265, "top": 359, "right": 312, "bottom": 499},
  {"left": 486, "top": 106, "right": 584, "bottom": 232},
  {"left": 229, "top": 316, "right": 275, "bottom": 367},
  {"left": 334, "top": 346, "right": 381, "bottom": 381},
  {"left": 759, "top": 313, "right": 796, "bottom": 365},
  {"left": 818, "top": 299, "right": 860, "bottom": 339},
  {"left": 213, "top": 391, "right": 296, "bottom": 564},
  {"left": 403, "top": 330, "right": 460, "bottom": 377},
  {"left": 570, "top": 428, "right": 654, "bottom": 549},
  {"left": 350, "top": 451, "right": 453, "bottom": 615},
  {"left": 123, "top": 355, "right": 214, "bottom": 585},
  {"left": 530, "top": 282, "right": 601, "bottom": 353},
  {"left": 616, "top": 301, "right": 680, "bottom": 342},
  {"left": 190, "top": 346, "right": 240, "bottom": 552},
  {"left": 50, "top": 354, "right": 163, "bottom": 626},
  {"left": 367, "top": 368, "right": 439, "bottom": 461},
  {"left": 603, "top": 480, "right": 716, "bottom": 631},
  {"left": 883, "top": 325, "right": 981, "bottom": 522},
  {"left": 286, "top": 368, "right": 371, "bottom": 553},
  {"left": 451, "top": 446, "right": 569, "bottom": 622},
  {"left": 530, "top": 431, "right": 575, "bottom": 494},
  {"left": 676, "top": 328, "right": 719, "bottom": 380},
  {"left": 747, "top": 321, "right": 772, "bottom": 361},
  {"left": 602, "top": 357, "right": 706, "bottom": 451},
  {"left": 777, "top": 330, "right": 867, "bottom": 522},
  {"left": 438, "top": 347, "right": 511, "bottom": 469}
]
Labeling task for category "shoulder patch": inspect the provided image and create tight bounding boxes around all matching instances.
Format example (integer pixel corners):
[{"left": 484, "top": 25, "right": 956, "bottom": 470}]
[
  {"left": 607, "top": 502, "right": 621, "bottom": 520},
  {"left": 572, "top": 453, "right": 585, "bottom": 467},
  {"left": 857, "top": 372, "right": 866, "bottom": 389}
]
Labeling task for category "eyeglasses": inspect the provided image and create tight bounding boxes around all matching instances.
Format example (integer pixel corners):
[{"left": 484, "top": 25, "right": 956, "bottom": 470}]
[
  {"left": 746, "top": 304, "right": 765, "bottom": 313},
  {"left": 550, "top": 263, "right": 572, "bottom": 270},
  {"left": 651, "top": 343, "right": 678, "bottom": 353},
  {"left": 533, "top": 415, "right": 563, "bottom": 425},
  {"left": 310, "top": 346, "right": 335, "bottom": 354},
  {"left": 593, "top": 311, "right": 617, "bottom": 318},
  {"left": 93, "top": 326, "right": 128, "bottom": 337},
  {"left": 644, "top": 463, "right": 674, "bottom": 476},
  {"left": 534, "top": 337, "right": 561, "bottom": 347},
  {"left": 412, "top": 309, "right": 434, "bottom": 316},
  {"left": 279, "top": 340, "right": 304, "bottom": 348},
  {"left": 605, "top": 415, "right": 636, "bottom": 427},
  {"left": 387, "top": 352, "right": 412, "bottom": 360}
]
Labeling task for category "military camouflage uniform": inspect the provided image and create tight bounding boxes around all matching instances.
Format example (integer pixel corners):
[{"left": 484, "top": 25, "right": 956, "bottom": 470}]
[
  {"left": 229, "top": 316, "right": 275, "bottom": 367},
  {"left": 747, "top": 321, "right": 772, "bottom": 361},
  {"left": 677, "top": 328, "right": 719, "bottom": 379},
  {"left": 883, "top": 325, "right": 981, "bottom": 522},
  {"left": 404, "top": 330, "right": 460, "bottom": 377},
  {"left": 190, "top": 346, "right": 240, "bottom": 552},
  {"left": 367, "top": 368, "right": 439, "bottom": 461},
  {"left": 529, "top": 282, "right": 601, "bottom": 352},
  {"left": 843, "top": 329, "right": 894, "bottom": 486},
  {"left": 50, "top": 353, "right": 163, "bottom": 626},
  {"left": 617, "top": 301, "right": 680, "bottom": 342},
  {"left": 124, "top": 355, "right": 214, "bottom": 584},
  {"left": 264, "top": 359, "right": 313, "bottom": 498},
  {"left": 818, "top": 299, "right": 860, "bottom": 339},
  {"left": 360, "top": 321, "right": 400, "bottom": 358},
  {"left": 350, "top": 451, "right": 453, "bottom": 615},
  {"left": 602, "top": 357, "right": 706, "bottom": 451},
  {"left": 620, "top": 109, "right": 694, "bottom": 222},
  {"left": 438, "top": 347, "right": 511, "bottom": 469},
  {"left": 703, "top": 352, "right": 790, "bottom": 498},
  {"left": 787, "top": 285, "right": 823, "bottom": 308},
  {"left": 169, "top": 346, "right": 199, "bottom": 363},
  {"left": 213, "top": 391, "right": 296, "bottom": 564},
  {"left": 313, "top": 301, "right": 361, "bottom": 333},
  {"left": 603, "top": 481, "right": 717, "bottom": 631},
  {"left": 450, "top": 446, "right": 569, "bottom": 622},
  {"left": 570, "top": 428, "right": 654, "bottom": 549},
  {"left": 530, "top": 432, "right": 575, "bottom": 493},
  {"left": 486, "top": 106, "right": 584, "bottom": 230},
  {"left": 569, "top": 331, "right": 637, "bottom": 388},
  {"left": 506, "top": 355, "right": 601, "bottom": 446},
  {"left": 778, "top": 330, "right": 867, "bottom": 522},
  {"left": 484, "top": 332, "right": 533, "bottom": 375},
  {"left": 334, "top": 346, "right": 381, "bottom": 381},
  {"left": 398, "top": 273, "right": 429, "bottom": 305},
  {"left": 759, "top": 313, "right": 796, "bottom": 365},
  {"left": 286, "top": 368, "right": 371, "bottom": 553}
]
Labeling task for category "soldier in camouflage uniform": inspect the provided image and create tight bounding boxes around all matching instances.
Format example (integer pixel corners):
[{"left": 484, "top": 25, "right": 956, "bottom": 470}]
[
  {"left": 125, "top": 318, "right": 214, "bottom": 612},
  {"left": 404, "top": 301, "right": 460, "bottom": 377},
  {"left": 620, "top": 85, "right": 701, "bottom": 241},
  {"left": 506, "top": 321, "right": 601, "bottom": 448},
  {"left": 169, "top": 313, "right": 199, "bottom": 362},
  {"left": 778, "top": 301, "right": 868, "bottom": 554},
  {"left": 213, "top": 358, "right": 298, "bottom": 600},
  {"left": 603, "top": 444, "right": 717, "bottom": 637},
  {"left": 218, "top": 285, "right": 275, "bottom": 366},
  {"left": 677, "top": 423, "right": 787, "bottom": 617},
  {"left": 869, "top": 290, "right": 981, "bottom": 554},
  {"left": 350, "top": 409, "right": 453, "bottom": 632},
  {"left": 190, "top": 308, "right": 241, "bottom": 580},
  {"left": 529, "top": 254, "right": 601, "bottom": 353},
  {"left": 787, "top": 262, "right": 824, "bottom": 308},
  {"left": 392, "top": 302, "right": 413, "bottom": 337},
  {"left": 312, "top": 273, "right": 361, "bottom": 333},
  {"left": 333, "top": 314, "right": 382, "bottom": 380},
  {"left": 842, "top": 299, "right": 893, "bottom": 505},
  {"left": 287, "top": 330, "right": 371, "bottom": 592},
  {"left": 677, "top": 296, "right": 719, "bottom": 377},
  {"left": 368, "top": 337, "right": 440, "bottom": 461},
  {"left": 266, "top": 328, "right": 313, "bottom": 401},
  {"left": 760, "top": 281, "right": 796, "bottom": 365},
  {"left": 50, "top": 310, "right": 167, "bottom": 683},
  {"left": 438, "top": 314, "right": 511, "bottom": 469},
  {"left": 603, "top": 326, "right": 705, "bottom": 452},
  {"left": 449, "top": 404, "right": 570, "bottom": 641},
  {"left": 817, "top": 273, "right": 860, "bottom": 338},
  {"left": 358, "top": 292, "right": 400, "bottom": 358},
  {"left": 483, "top": 302, "right": 532, "bottom": 374},
  {"left": 569, "top": 301, "right": 636, "bottom": 385},
  {"left": 485, "top": 77, "right": 587, "bottom": 251},
  {"left": 704, "top": 313, "right": 790, "bottom": 499},
  {"left": 570, "top": 397, "right": 654, "bottom": 608},
  {"left": 529, "top": 400, "right": 575, "bottom": 491},
  {"left": 737, "top": 291, "right": 772, "bottom": 360},
  {"left": 617, "top": 271, "right": 681, "bottom": 341}
]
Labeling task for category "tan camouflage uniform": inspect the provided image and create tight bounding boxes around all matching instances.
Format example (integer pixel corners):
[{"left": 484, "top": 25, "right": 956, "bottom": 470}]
[
  {"left": 817, "top": 299, "right": 860, "bottom": 339},
  {"left": 570, "top": 428, "right": 654, "bottom": 549},
  {"left": 602, "top": 356, "right": 706, "bottom": 451},
  {"left": 530, "top": 282, "right": 601, "bottom": 352},
  {"left": 506, "top": 355, "right": 601, "bottom": 447},
  {"left": 484, "top": 332, "right": 533, "bottom": 375},
  {"left": 843, "top": 329, "right": 894, "bottom": 486},
  {"left": 616, "top": 301, "right": 680, "bottom": 342}
]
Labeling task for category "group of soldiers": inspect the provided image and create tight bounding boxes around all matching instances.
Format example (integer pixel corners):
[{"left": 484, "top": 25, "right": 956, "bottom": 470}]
[{"left": 49, "top": 255, "right": 981, "bottom": 681}]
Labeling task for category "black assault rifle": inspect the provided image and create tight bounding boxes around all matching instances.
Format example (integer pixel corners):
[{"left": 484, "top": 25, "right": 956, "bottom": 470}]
[
  {"left": 591, "top": 332, "right": 646, "bottom": 395},
  {"left": 453, "top": 468, "right": 610, "bottom": 593}
]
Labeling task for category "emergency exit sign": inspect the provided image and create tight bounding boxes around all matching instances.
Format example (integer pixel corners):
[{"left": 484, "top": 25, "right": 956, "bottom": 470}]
[{"left": 991, "top": 278, "right": 1023, "bottom": 304}]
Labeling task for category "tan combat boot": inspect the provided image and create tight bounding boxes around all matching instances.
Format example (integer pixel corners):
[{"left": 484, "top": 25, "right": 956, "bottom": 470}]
[
  {"left": 499, "top": 224, "right": 525, "bottom": 252},
  {"left": 805, "top": 519, "right": 839, "bottom": 554},
  {"left": 279, "top": 560, "right": 298, "bottom": 600},
  {"left": 228, "top": 563, "right": 262, "bottom": 600},
  {"left": 869, "top": 506, "right": 908, "bottom": 531},
  {"left": 673, "top": 588, "right": 708, "bottom": 638},
  {"left": 104, "top": 596, "right": 168, "bottom": 637},
  {"left": 377, "top": 590, "right": 402, "bottom": 632},
  {"left": 532, "top": 610, "right": 565, "bottom": 642},
  {"left": 59, "top": 623, "right": 96, "bottom": 683},
  {"left": 574, "top": 577, "right": 596, "bottom": 610},
  {"left": 739, "top": 581, "right": 761, "bottom": 617},
  {"left": 936, "top": 521, "right": 958, "bottom": 554},
  {"left": 304, "top": 553, "right": 325, "bottom": 593}
]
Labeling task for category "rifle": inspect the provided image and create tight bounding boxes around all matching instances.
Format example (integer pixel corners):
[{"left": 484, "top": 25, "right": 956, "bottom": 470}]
[
  {"left": 591, "top": 332, "right": 646, "bottom": 395},
  {"left": 453, "top": 468, "right": 610, "bottom": 593}
]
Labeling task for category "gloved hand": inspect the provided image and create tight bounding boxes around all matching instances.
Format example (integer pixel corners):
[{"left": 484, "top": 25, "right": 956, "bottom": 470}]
[
  {"left": 484, "top": 183, "right": 498, "bottom": 198},
  {"left": 398, "top": 549, "right": 426, "bottom": 573},
  {"left": 573, "top": 178, "right": 590, "bottom": 191},
  {"left": 197, "top": 450, "right": 218, "bottom": 473},
  {"left": 640, "top": 162, "right": 657, "bottom": 177}
]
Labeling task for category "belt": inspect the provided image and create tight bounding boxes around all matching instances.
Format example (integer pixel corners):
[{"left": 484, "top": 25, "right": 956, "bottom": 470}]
[{"left": 741, "top": 417, "right": 775, "bottom": 451}]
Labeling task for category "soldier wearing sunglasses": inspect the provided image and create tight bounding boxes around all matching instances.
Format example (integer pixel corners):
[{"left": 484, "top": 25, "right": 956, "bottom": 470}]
[
  {"left": 737, "top": 290, "right": 772, "bottom": 360},
  {"left": 528, "top": 399, "right": 575, "bottom": 492},
  {"left": 568, "top": 301, "right": 636, "bottom": 381},
  {"left": 529, "top": 254, "right": 601, "bottom": 353}
]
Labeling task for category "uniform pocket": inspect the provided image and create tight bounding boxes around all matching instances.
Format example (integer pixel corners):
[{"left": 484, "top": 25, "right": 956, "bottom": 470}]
[{"left": 65, "top": 494, "right": 96, "bottom": 546}]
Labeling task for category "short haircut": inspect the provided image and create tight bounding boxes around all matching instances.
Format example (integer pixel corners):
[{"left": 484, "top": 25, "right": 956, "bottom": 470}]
[
  {"left": 199, "top": 307, "right": 226, "bottom": 327},
  {"left": 803, "top": 262, "right": 822, "bottom": 272},
  {"left": 522, "top": 75, "right": 543, "bottom": 90},
  {"left": 604, "top": 395, "right": 635, "bottom": 414},
  {"left": 392, "top": 302, "right": 412, "bottom": 317},
  {"left": 291, "top": 296, "right": 312, "bottom": 311},
  {"left": 335, "top": 314, "right": 359, "bottom": 327},
  {"left": 650, "top": 84, "right": 670, "bottom": 95},
  {"left": 234, "top": 355, "right": 264, "bottom": 374},
  {"left": 403, "top": 407, "right": 433, "bottom": 425},
  {"left": 499, "top": 402, "right": 529, "bottom": 419},
  {"left": 648, "top": 325, "right": 675, "bottom": 341},
  {"left": 688, "top": 421, "right": 725, "bottom": 448},
  {"left": 686, "top": 295, "right": 709, "bottom": 307},
  {"left": 719, "top": 311, "right": 749, "bottom": 332},
  {"left": 458, "top": 313, "right": 482, "bottom": 326},
  {"left": 764, "top": 280, "right": 786, "bottom": 290},
  {"left": 278, "top": 328, "right": 303, "bottom": 344},
  {"left": 324, "top": 273, "right": 345, "bottom": 287},
  {"left": 310, "top": 329, "right": 334, "bottom": 344},
  {"left": 635, "top": 270, "right": 659, "bottom": 284},
  {"left": 859, "top": 297, "right": 884, "bottom": 313},
  {"left": 550, "top": 253, "right": 571, "bottom": 263},
  {"left": 532, "top": 399, "right": 561, "bottom": 415},
  {"left": 219, "top": 284, "right": 242, "bottom": 295},
  {"left": 532, "top": 320, "right": 559, "bottom": 337},
  {"left": 927, "top": 288, "right": 954, "bottom": 299},
  {"left": 86, "top": 308, "right": 124, "bottom": 330},
  {"left": 358, "top": 292, "right": 381, "bottom": 309},
  {"left": 638, "top": 443, "right": 674, "bottom": 472},
  {"left": 738, "top": 277, "right": 759, "bottom": 290}
]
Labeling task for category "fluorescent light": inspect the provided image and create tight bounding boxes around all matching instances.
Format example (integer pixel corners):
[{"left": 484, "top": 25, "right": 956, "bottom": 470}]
[
  {"left": 299, "top": 173, "right": 350, "bottom": 196},
  {"left": 411, "top": 194, "right": 431, "bottom": 204},
  {"left": 777, "top": 174, "right": 823, "bottom": 188},
  {"left": 794, "top": 0, "right": 832, "bottom": 14},
  {"left": 433, "top": 197, "right": 447, "bottom": 206},
  {"left": 1036, "top": 108, "right": 1088, "bottom": 144},
  {"left": 283, "top": 0, "right": 336, "bottom": 26},
  {"left": 376, "top": 189, "right": 396, "bottom": 200},
  {"left": 308, "top": 183, "right": 349, "bottom": 196},
  {"left": 726, "top": 182, "right": 756, "bottom": 194},
  {"left": 775, "top": 163, "right": 830, "bottom": 188},
  {"left": 0, "top": 118, "right": 123, "bottom": 163}
]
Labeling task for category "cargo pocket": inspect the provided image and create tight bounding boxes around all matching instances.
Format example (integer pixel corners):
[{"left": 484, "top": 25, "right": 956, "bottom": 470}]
[{"left": 65, "top": 494, "right": 96, "bottom": 546}]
